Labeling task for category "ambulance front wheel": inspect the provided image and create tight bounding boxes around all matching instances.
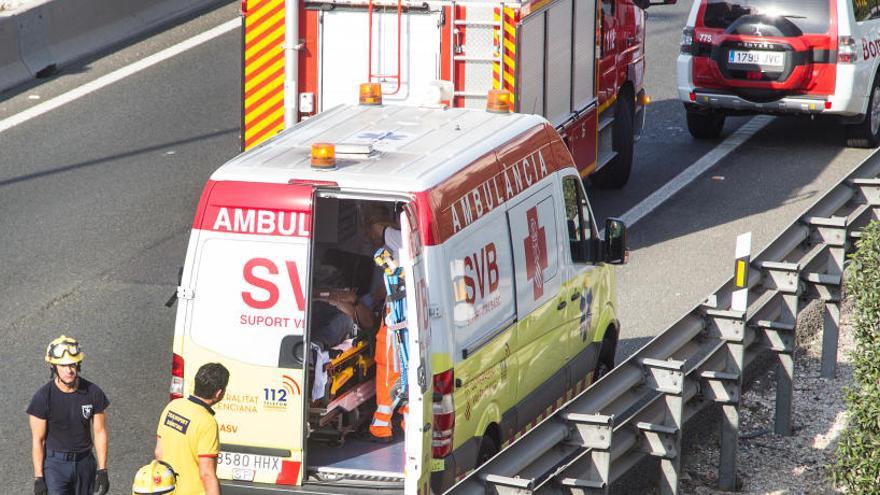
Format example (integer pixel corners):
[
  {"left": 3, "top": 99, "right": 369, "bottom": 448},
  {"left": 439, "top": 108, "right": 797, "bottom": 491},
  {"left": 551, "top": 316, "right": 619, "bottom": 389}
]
[{"left": 592, "top": 330, "right": 618, "bottom": 385}]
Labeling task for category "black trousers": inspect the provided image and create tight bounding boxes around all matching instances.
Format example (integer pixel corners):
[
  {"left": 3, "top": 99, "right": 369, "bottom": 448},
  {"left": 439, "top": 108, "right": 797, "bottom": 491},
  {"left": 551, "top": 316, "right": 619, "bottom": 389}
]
[{"left": 44, "top": 450, "right": 95, "bottom": 495}]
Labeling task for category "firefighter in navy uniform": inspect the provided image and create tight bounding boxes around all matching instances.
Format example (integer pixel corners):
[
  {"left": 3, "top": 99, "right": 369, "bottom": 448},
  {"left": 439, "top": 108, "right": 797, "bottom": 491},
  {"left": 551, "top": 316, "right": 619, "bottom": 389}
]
[{"left": 27, "top": 335, "right": 110, "bottom": 495}]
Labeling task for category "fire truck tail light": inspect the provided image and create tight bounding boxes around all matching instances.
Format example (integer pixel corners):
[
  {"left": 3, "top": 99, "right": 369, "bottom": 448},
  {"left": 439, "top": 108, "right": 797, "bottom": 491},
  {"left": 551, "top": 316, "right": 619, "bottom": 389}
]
[
  {"left": 689, "top": 91, "right": 697, "bottom": 102},
  {"left": 432, "top": 369, "right": 455, "bottom": 458},
  {"left": 680, "top": 27, "right": 695, "bottom": 55},
  {"left": 825, "top": 101, "right": 832, "bottom": 110},
  {"left": 240, "top": 0, "right": 247, "bottom": 16},
  {"left": 838, "top": 37, "right": 856, "bottom": 63},
  {"left": 359, "top": 83, "right": 383, "bottom": 105},
  {"left": 311, "top": 143, "right": 336, "bottom": 169},
  {"left": 486, "top": 89, "right": 513, "bottom": 113},
  {"left": 170, "top": 353, "right": 184, "bottom": 400}
]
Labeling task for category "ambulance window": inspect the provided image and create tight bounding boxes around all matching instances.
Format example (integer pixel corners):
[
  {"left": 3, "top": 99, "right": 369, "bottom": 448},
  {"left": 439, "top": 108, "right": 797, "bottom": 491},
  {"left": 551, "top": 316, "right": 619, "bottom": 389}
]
[
  {"left": 189, "top": 237, "right": 310, "bottom": 368},
  {"left": 562, "top": 176, "right": 592, "bottom": 263}
]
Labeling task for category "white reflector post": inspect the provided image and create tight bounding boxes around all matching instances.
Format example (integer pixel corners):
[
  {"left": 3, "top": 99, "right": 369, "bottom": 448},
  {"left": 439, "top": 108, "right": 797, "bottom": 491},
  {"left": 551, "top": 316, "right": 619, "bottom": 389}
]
[{"left": 731, "top": 232, "right": 752, "bottom": 312}]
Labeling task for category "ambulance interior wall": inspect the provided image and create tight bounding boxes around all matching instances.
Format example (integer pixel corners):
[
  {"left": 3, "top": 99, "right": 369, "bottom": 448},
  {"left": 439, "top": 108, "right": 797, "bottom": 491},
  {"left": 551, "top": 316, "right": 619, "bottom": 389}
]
[{"left": 304, "top": 197, "right": 408, "bottom": 476}]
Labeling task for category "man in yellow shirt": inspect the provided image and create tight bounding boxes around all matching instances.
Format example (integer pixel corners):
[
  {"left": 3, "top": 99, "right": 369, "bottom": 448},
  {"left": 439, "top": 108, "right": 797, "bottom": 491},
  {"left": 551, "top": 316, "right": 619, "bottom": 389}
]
[{"left": 155, "top": 363, "right": 229, "bottom": 495}]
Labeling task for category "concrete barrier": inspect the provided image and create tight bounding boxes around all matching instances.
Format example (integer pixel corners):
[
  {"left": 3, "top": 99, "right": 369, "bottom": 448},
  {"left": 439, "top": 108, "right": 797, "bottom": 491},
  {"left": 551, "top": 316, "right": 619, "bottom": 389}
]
[
  {"left": 0, "top": 0, "right": 227, "bottom": 94},
  {"left": 0, "top": 10, "right": 31, "bottom": 90}
]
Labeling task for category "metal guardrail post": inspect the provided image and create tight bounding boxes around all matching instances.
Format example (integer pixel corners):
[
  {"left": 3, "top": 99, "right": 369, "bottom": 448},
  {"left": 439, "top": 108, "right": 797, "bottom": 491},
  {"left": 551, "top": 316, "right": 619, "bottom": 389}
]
[
  {"left": 758, "top": 261, "right": 802, "bottom": 436},
  {"left": 638, "top": 358, "right": 686, "bottom": 495},
  {"left": 704, "top": 309, "right": 745, "bottom": 491},
  {"left": 803, "top": 216, "right": 848, "bottom": 378},
  {"left": 560, "top": 413, "right": 614, "bottom": 495}
]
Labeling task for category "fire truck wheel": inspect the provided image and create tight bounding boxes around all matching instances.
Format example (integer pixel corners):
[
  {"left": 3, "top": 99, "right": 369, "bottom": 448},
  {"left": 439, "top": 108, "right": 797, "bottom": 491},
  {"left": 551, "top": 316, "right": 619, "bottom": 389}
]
[
  {"left": 592, "top": 90, "right": 634, "bottom": 189},
  {"left": 685, "top": 105, "right": 725, "bottom": 139},
  {"left": 846, "top": 73, "right": 880, "bottom": 148}
]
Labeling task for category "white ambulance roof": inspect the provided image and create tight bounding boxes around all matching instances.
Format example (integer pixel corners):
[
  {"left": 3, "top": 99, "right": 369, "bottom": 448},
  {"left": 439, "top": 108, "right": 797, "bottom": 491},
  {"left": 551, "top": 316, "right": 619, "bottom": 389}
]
[{"left": 212, "top": 104, "right": 549, "bottom": 192}]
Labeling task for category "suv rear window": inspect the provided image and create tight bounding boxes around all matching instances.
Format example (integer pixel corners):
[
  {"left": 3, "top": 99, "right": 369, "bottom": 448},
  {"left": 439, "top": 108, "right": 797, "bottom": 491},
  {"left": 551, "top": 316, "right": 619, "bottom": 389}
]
[{"left": 702, "top": 0, "right": 830, "bottom": 34}]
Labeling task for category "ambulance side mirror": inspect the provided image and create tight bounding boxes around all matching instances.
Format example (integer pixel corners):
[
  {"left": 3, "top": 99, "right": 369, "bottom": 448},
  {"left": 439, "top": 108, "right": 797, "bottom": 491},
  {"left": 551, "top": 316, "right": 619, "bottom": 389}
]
[{"left": 603, "top": 218, "right": 627, "bottom": 265}]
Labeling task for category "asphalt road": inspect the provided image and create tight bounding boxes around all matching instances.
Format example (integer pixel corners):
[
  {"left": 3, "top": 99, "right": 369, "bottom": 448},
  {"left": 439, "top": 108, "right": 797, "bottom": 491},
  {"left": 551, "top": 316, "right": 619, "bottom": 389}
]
[{"left": 0, "top": 0, "right": 875, "bottom": 491}]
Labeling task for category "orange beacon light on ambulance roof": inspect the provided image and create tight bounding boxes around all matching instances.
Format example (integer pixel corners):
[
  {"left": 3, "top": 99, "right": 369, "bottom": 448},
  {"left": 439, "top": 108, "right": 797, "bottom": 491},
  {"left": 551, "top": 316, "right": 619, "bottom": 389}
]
[
  {"left": 359, "top": 83, "right": 383, "bottom": 106},
  {"left": 486, "top": 89, "right": 513, "bottom": 113},
  {"left": 311, "top": 143, "right": 336, "bottom": 169}
]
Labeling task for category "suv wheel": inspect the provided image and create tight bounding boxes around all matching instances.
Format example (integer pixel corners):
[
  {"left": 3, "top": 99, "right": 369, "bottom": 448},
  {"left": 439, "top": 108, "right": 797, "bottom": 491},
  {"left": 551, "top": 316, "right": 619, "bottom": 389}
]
[
  {"left": 592, "top": 89, "right": 634, "bottom": 189},
  {"left": 846, "top": 74, "right": 880, "bottom": 148},
  {"left": 686, "top": 105, "right": 725, "bottom": 139}
]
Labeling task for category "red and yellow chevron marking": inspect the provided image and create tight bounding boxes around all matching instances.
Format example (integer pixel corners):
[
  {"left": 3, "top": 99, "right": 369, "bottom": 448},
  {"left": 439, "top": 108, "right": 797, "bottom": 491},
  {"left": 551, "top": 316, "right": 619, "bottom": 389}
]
[
  {"left": 243, "top": 0, "right": 286, "bottom": 151},
  {"left": 492, "top": 7, "right": 518, "bottom": 101}
]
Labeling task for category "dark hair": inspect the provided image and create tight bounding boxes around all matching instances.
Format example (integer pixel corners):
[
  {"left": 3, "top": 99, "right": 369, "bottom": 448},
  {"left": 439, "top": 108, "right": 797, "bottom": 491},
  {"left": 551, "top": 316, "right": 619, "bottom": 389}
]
[{"left": 193, "top": 363, "right": 230, "bottom": 399}]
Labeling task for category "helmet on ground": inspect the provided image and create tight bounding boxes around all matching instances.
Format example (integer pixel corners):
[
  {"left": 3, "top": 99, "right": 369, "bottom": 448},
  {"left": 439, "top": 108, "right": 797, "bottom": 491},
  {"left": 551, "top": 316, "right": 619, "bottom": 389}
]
[
  {"left": 132, "top": 460, "right": 177, "bottom": 494},
  {"left": 45, "top": 335, "right": 84, "bottom": 366}
]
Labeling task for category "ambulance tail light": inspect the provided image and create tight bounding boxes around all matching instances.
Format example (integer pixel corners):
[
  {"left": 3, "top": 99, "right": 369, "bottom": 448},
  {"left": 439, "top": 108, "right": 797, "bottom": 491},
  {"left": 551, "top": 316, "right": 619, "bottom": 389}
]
[
  {"left": 432, "top": 369, "right": 455, "bottom": 458},
  {"left": 838, "top": 36, "right": 856, "bottom": 63},
  {"left": 170, "top": 353, "right": 184, "bottom": 400},
  {"left": 680, "top": 27, "right": 694, "bottom": 55}
]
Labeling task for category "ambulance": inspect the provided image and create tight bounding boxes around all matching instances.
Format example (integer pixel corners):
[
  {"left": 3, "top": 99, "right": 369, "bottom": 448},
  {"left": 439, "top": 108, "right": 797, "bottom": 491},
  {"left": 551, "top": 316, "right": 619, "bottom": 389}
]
[{"left": 168, "top": 88, "right": 627, "bottom": 494}]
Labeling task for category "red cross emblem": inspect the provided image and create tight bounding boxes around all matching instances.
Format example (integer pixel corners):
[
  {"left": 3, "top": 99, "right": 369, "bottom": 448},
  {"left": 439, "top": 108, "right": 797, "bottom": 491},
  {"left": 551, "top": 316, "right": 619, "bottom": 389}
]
[{"left": 523, "top": 206, "right": 548, "bottom": 300}]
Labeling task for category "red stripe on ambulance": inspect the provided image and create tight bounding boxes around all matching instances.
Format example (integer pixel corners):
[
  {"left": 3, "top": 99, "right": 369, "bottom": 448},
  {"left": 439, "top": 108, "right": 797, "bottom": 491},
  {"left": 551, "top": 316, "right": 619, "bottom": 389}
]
[{"left": 194, "top": 181, "right": 313, "bottom": 238}]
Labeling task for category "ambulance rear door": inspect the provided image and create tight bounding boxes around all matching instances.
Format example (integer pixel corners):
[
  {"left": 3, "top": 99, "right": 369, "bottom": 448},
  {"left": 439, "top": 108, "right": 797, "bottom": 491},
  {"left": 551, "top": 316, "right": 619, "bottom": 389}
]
[
  {"left": 400, "top": 205, "right": 432, "bottom": 494},
  {"left": 184, "top": 180, "right": 314, "bottom": 487}
]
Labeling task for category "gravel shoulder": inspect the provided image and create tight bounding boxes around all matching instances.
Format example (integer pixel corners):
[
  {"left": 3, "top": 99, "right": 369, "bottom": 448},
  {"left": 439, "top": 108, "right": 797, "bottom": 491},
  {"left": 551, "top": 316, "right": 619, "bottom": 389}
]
[{"left": 679, "top": 302, "right": 853, "bottom": 494}]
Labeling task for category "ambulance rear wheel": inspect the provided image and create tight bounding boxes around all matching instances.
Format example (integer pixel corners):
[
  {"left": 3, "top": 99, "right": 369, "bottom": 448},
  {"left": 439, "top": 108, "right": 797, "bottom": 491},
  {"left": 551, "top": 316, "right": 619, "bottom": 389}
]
[
  {"left": 476, "top": 428, "right": 499, "bottom": 466},
  {"left": 685, "top": 105, "right": 725, "bottom": 139},
  {"left": 846, "top": 73, "right": 880, "bottom": 148},
  {"left": 592, "top": 89, "right": 634, "bottom": 189}
]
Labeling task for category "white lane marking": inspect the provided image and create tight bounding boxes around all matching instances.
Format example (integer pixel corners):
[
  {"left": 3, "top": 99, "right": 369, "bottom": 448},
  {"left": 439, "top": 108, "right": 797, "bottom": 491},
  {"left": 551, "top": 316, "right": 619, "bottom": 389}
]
[
  {"left": 618, "top": 116, "right": 774, "bottom": 228},
  {"left": 0, "top": 19, "right": 239, "bottom": 134}
]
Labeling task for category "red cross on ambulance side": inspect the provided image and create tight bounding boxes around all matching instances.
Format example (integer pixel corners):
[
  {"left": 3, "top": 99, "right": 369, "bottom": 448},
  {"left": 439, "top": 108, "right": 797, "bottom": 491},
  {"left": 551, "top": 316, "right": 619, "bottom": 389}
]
[{"left": 523, "top": 206, "right": 548, "bottom": 300}]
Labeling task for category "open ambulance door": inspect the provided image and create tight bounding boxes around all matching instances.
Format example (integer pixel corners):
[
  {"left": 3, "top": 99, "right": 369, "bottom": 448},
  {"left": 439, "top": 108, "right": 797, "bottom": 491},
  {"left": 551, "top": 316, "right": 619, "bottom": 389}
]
[
  {"left": 400, "top": 205, "right": 432, "bottom": 494},
  {"left": 187, "top": 181, "right": 314, "bottom": 487}
]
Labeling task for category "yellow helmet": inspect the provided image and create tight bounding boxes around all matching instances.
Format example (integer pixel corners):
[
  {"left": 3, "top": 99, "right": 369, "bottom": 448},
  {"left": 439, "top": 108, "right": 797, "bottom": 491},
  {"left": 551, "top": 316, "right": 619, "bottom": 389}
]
[
  {"left": 45, "top": 335, "right": 84, "bottom": 366},
  {"left": 132, "top": 460, "right": 177, "bottom": 495}
]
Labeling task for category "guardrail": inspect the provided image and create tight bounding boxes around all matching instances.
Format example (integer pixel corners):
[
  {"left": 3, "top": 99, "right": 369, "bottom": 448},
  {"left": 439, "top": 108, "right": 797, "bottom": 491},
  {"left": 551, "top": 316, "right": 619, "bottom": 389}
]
[{"left": 446, "top": 152, "right": 880, "bottom": 495}]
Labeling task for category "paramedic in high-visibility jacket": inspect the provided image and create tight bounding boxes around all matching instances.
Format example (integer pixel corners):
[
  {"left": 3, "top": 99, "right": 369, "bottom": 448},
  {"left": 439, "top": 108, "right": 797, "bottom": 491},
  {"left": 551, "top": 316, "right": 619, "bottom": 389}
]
[
  {"left": 364, "top": 208, "right": 408, "bottom": 441},
  {"left": 155, "top": 363, "right": 229, "bottom": 495}
]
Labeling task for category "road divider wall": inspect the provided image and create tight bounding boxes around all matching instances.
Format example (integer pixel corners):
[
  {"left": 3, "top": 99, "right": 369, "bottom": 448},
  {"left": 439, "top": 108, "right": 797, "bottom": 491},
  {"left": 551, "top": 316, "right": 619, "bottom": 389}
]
[{"left": 0, "top": 0, "right": 226, "bottom": 94}]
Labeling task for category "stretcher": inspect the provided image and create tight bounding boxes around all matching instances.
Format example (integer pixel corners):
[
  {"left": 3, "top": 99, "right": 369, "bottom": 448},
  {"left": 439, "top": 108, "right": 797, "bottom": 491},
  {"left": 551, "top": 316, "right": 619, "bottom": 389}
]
[{"left": 308, "top": 338, "right": 376, "bottom": 445}]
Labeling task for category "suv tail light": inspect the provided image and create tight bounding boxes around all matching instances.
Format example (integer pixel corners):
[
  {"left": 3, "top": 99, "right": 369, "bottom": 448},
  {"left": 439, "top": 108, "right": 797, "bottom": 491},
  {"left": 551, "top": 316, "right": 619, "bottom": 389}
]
[
  {"left": 838, "top": 36, "right": 856, "bottom": 63},
  {"left": 680, "top": 27, "right": 695, "bottom": 55},
  {"left": 170, "top": 353, "right": 184, "bottom": 400},
  {"left": 432, "top": 369, "right": 455, "bottom": 458}
]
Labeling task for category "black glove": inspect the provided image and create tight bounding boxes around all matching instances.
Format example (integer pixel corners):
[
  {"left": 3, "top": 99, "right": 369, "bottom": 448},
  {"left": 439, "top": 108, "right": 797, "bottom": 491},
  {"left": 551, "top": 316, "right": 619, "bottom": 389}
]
[
  {"left": 93, "top": 469, "right": 109, "bottom": 495},
  {"left": 34, "top": 477, "right": 47, "bottom": 495}
]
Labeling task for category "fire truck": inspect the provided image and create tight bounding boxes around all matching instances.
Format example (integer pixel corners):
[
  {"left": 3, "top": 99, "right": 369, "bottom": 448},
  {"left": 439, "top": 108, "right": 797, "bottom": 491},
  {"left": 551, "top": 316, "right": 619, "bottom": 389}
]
[{"left": 240, "top": 0, "right": 674, "bottom": 189}]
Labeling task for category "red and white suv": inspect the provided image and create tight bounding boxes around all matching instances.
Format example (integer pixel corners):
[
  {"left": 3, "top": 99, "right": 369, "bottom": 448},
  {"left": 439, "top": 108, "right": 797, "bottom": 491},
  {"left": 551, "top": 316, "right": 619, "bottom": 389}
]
[{"left": 677, "top": 0, "right": 880, "bottom": 147}]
